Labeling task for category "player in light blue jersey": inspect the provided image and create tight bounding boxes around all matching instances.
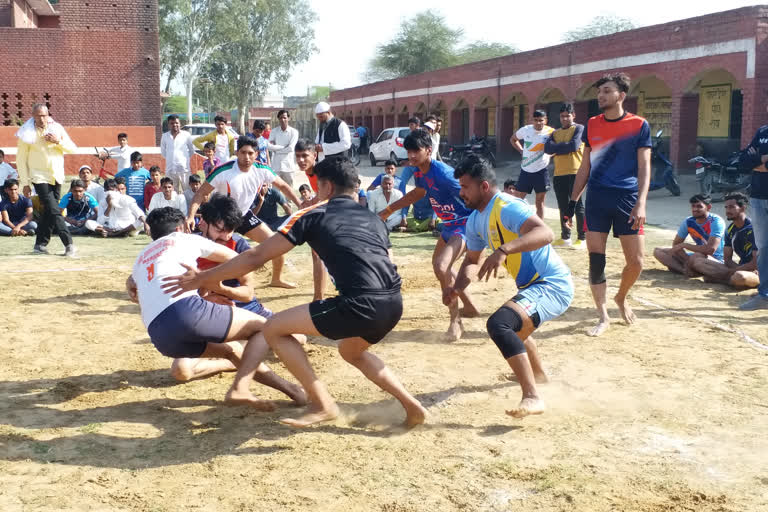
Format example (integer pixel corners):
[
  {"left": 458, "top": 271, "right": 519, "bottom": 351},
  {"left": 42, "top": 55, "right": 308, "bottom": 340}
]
[
  {"left": 446, "top": 156, "right": 573, "bottom": 419},
  {"left": 379, "top": 129, "right": 479, "bottom": 340}
]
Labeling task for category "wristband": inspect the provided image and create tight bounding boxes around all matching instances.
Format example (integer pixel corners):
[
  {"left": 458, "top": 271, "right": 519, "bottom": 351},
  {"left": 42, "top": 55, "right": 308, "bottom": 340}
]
[
  {"left": 564, "top": 200, "right": 577, "bottom": 220},
  {"left": 497, "top": 246, "right": 508, "bottom": 256}
]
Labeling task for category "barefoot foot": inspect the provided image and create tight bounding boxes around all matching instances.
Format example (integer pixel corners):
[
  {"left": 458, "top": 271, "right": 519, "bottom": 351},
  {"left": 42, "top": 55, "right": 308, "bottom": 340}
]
[
  {"left": 224, "top": 389, "right": 276, "bottom": 411},
  {"left": 404, "top": 404, "right": 428, "bottom": 428},
  {"left": 586, "top": 318, "right": 610, "bottom": 337},
  {"left": 505, "top": 397, "right": 545, "bottom": 419},
  {"left": 505, "top": 371, "right": 549, "bottom": 384},
  {"left": 280, "top": 403, "right": 340, "bottom": 427},
  {"left": 443, "top": 320, "right": 464, "bottom": 342},
  {"left": 459, "top": 306, "right": 480, "bottom": 318},
  {"left": 269, "top": 280, "right": 297, "bottom": 289},
  {"left": 285, "top": 383, "right": 308, "bottom": 406},
  {"left": 614, "top": 295, "right": 637, "bottom": 325}
]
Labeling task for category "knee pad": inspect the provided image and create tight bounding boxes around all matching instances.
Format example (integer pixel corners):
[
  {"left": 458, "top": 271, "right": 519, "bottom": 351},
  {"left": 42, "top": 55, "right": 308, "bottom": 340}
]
[
  {"left": 486, "top": 306, "right": 526, "bottom": 359},
  {"left": 589, "top": 252, "right": 607, "bottom": 285}
]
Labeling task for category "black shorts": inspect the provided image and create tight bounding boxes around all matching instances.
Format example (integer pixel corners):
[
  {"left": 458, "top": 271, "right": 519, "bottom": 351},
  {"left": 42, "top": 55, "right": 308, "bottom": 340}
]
[
  {"left": 585, "top": 185, "right": 645, "bottom": 237},
  {"left": 515, "top": 168, "right": 550, "bottom": 194},
  {"left": 236, "top": 210, "right": 263, "bottom": 235},
  {"left": 147, "top": 295, "right": 233, "bottom": 358},
  {"left": 309, "top": 291, "right": 403, "bottom": 344}
]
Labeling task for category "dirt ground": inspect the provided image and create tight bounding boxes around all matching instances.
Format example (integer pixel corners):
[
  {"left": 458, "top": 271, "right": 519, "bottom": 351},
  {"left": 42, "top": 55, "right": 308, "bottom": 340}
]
[{"left": 1, "top": 223, "right": 767, "bottom": 512}]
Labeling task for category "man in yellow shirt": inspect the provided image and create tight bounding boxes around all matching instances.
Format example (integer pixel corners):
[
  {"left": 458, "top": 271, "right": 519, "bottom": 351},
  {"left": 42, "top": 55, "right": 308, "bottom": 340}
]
[
  {"left": 15, "top": 104, "right": 77, "bottom": 256},
  {"left": 193, "top": 116, "right": 236, "bottom": 163},
  {"left": 545, "top": 104, "right": 585, "bottom": 248}
]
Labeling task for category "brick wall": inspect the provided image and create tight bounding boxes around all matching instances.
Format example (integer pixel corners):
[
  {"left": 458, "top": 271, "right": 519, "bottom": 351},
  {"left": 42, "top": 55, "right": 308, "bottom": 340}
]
[{"left": 0, "top": 0, "right": 161, "bottom": 141}]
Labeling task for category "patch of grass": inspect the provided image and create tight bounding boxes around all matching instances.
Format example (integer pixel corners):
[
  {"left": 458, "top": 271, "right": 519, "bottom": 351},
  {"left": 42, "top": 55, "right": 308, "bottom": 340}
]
[{"left": 79, "top": 423, "right": 102, "bottom": 434}]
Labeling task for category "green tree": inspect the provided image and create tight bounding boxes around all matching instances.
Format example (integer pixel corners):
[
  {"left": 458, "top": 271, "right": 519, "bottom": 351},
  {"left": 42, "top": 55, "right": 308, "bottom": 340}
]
[
  {"left": 209, "top": 0, "right": 316, "bottom": 133},
  {"left": 456, "top": 41, "right": 516, "bottom": 65},
  {"left": 158, "top": 0, "right": 186, "bottom": 94},
  {"left": 563, "top": 15, "right": 636, "bottom": 42},
  {"left": 163, "top": 95, "right": 188, "bottom": 113}
]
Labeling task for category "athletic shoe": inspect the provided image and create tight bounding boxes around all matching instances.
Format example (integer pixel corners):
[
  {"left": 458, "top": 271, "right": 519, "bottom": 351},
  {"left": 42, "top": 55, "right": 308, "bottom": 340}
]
[
  {"left": 572, "top": 239, "right": 586, "bottom": 249},
  {"left": 33, "top": 244, "right": 49, "bottom": 254},
  {"left": 738, "top": 295, "right": 768, "bottom": 311},
  {"left": 64, "top": 245, "right": 78, "bottom": 258},
  {"left": 553, "top": 239, "right": 572, "bottom": 247}
]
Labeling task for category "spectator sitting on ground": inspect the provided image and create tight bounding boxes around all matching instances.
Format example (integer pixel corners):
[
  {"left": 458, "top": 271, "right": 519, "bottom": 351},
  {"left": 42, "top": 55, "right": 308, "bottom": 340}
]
[
  {"left": 355, "top": 178, "right": 367, "bottom": 208},
  {"left": 688, "top": 192, "right": 760, "bottom": 289},
  {"left": 251, "top": 183, "right": 292, "bottom": 231},
  {"left": 79, "top": 165, "right": 105, "bottom": 205},
  {"left": 202, "top": 141, "right": 221, "bottom": 175},
  {"left": 184, "top": 174, "right": 202, "bottom": 216},
  {"left": 59, "top": 179, "right": 99, "bottom": 235},
  {"left": 0, "top": 150, "right": 19, "bottom": 198},
  {"left": 114, "top": 151, "right": 150, "bottom": 211},
  {"left": 367, "top": 174, "right": 405, "bottom": 231},
  {"left": 367, "top": 159, "right": 403, "bottom": 191},
  {"left": 298, "top": 183, "right": 314, "bottom": 203},
  {"left": 143, "top": 166, "right": 163, "bottom": 211},
  {"left": 148, "top": 176, "right": 188, "bottom": 213},
  {"left": 503, "top": 178, "right": 517, "bottom": 194},
  {"left": 171, "top": 193, "right": 274, "bottom": 382},
  {"left": 86, "top": 177, "right": 148, "bottom": 237},
  {"left": 653, "top": 194, "right": 725, "bottom": 276},
  {"left": 0, "top": 178, "right": 37, "bottom": 236}
]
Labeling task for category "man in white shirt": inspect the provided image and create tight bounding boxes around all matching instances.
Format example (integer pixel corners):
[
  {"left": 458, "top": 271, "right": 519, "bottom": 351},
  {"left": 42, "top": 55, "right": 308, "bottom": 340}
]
[
  {"left": 510, "top": 110, "right": 555, "bottom": 219},
  {"left": 0, "top": 149, "right": 19, "bottom": 188},
  {"left": 102, "top": 132, "right": 133, "bottom": 174},
  {"left": 187, "top": 134, "right": 303, "bottom": 288},
  {"left": 160, "top": 115, "right": 196, "bottom": 193},
  {"left": 314, "top": 102, "right": 351, "bottom": 162},
  {"left": 268, "top": 109, "right": 299, "bottom": 185},
  {"left": 78, "top": 165, "right": 105, "bottom": 205},
  {"left": 368, "top": 175, "right": 405, "bottom": 231},
  {"left": 125, "top": 206, "right": 305, "bottom": 406},
  {"left": 148, "top": 177, "right": 188, "bottom": 213},
  {"left": 85, "top": 177, "right": 148, "bottom": 237}
]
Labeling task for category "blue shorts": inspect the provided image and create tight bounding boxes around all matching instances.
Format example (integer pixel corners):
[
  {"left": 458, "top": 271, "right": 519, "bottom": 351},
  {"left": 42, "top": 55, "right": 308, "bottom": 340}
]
[
  {"left": 515, "top": 169, "right": 551, "bottom": 194},
  {"left": 147, "top": 295, "right": 233, "bottom": 358},
  {"left": 585, "top": 185, "right": 644, "bottom": 237},
  {"left": 513, "top": 274, "right": 573, "bottom": 324},
  {"left": 237, "top": 298, "right": 273, "bottom": 318},
  {"left": 440, "top": 218, "right": 467, "bottom": 243}
]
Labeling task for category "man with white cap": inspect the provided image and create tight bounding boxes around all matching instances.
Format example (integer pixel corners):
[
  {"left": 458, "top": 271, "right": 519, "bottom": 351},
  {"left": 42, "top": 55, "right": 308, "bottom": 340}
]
[
  {"left": 78, "top": 164, "right": 106, "bottom": 206},
  {"left": 314, "top": 102, "right": 351, "bottom": 162}
]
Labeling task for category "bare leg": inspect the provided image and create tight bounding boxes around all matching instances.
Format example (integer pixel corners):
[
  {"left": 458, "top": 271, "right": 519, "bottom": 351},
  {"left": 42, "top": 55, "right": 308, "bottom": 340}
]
[
  {"left": 534, "top": 191, "right": 546, "bottom": 220},
  {"left": 586, "top": 231, "right": 611, "bottom": 337},
  {"left": 730, "top": 270, "right": 760, "bottom": 289},
  {"left": 689, "top": 257, "right": 734, "bottom": 284},
  {"left": 263, "top": 304, "right": 340, "bottom": 427},
  {"left": 245, "top": 223, "right": 297, "bottom": 289},
  {"left": 311, "top": 250, "right": 327, "bottom": 301},
  {"left": 337, "top": 337, "right": 427, "bottom": 427},
  {"left": 170, "top": 357, "right": 236, "bottom": 382},
  {"left": 616, "top": 235, "right": 644, "bottom": 325},
  {"left": 523, "top": 335, "right": 549, "bottom": 383},
  {"left": 653, "top": 246, "right": 686, "bottom": 274},
  {"left": 433, "top": 236, "right": 467, "bottom": 341}
]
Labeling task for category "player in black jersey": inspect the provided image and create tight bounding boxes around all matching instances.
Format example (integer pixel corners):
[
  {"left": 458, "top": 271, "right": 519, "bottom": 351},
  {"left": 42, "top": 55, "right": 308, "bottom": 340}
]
[{"left": 163, "top": 157, "right": 427, "bottom": 428}]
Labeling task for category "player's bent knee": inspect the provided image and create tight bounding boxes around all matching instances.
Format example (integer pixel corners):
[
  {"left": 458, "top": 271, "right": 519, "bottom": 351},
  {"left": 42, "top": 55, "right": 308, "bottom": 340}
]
[
  {"left": 486, "top": 306, "right": 526, "bottom": 359},
  {"left": 589, "top": 252, "right": 607, "bottom": 285}
]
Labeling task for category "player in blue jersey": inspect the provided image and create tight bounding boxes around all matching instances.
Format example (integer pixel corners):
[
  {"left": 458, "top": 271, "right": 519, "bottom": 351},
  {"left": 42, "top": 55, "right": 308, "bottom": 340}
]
[
  {"left": 653, "top": 194, "right": 725, "bottom": 275},
  {"left": 446, "top": 155, "right": 573, "bottom": 418},
  {"left": 379, "top": 129, "right": 479, "bottom": 340},
  {"left": 566, "top": 72, "right": 652, "bottom": 337}
]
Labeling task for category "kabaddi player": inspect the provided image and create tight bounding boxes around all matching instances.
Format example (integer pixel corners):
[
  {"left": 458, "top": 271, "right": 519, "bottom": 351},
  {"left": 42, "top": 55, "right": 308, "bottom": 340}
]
[
  {"left": 379, "top": 129, "right": 479, "bottom": 341},
  {"left": 163, "top": 158, "right": 428, "bottom": 428},
  {"left": 447, "top": 156, "right": 573, "bottom": 418}
]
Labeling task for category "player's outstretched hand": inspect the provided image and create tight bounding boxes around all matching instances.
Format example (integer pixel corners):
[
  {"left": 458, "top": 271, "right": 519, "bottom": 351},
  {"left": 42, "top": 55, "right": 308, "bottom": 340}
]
[
  {"left": 162, "top": 263, "right": 201, "bottom": 297},
  {"left": 478, "top": 249, "right": 505, "bottom": 282},
  {"left": 184, "top": 217, "right": 195, "bottom": 233}
]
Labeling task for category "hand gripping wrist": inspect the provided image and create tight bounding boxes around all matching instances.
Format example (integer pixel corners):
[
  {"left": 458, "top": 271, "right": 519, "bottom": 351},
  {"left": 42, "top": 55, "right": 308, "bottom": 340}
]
[{"left": 564, "top": 200, "right": 577, "bottom": 220}]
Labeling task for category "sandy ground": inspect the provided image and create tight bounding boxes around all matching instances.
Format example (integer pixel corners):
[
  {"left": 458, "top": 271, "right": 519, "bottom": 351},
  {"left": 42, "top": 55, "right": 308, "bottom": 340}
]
[{"left": 1, "top": 221, "right": 767, "bottom": 511}]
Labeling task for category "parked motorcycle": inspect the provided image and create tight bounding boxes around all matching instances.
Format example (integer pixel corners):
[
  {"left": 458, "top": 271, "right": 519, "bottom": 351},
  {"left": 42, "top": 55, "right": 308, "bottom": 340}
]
[
  {"left": 443, "top": 135, "right": 496, "bottom": 167},
  {"left": 688, "top": 151, "right": 752, "bottom": 199},
  {"left": 648, "top": 129, "right": 681, "bottom": 196}
]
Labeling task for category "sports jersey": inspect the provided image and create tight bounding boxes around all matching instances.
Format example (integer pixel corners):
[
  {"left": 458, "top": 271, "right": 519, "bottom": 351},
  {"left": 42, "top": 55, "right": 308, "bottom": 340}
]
[
  {"left": 516, "top": 124, "right": 555, "bottom": 173},
  {"left": 725, "top": 218, "right": 755, "bottom": 264},
  {"left": 583, "top": 112, "right": 651, "bottom": 190},
  {"left": 278, "top": 196, "right": 400, "bottom": 294},
  {"left": 412, "top": 160, "right": 471, "bottom": 228},
  {"left": 132, "top": 232, "right": 221, "bottom": 327},
  {"left": 676, "top": 213, "right": 726, "bottom": 261},
  {"left": 466, "top": 191, "right": 570, "bottom": 289},
  {"left": 205, "top": 160, "right": 276, "bottom": 215},
  {"left": 370, "top": 173, "right": 403, "bottom": 190},
  {"left": 248, "top": 135, "right": 270, "bottom": 164},
  {"left": 59, "top": 191, "right": 98, "bottom": 221},
  {"left": 114, "top": 167, "right": 151, "bottom": 209}
]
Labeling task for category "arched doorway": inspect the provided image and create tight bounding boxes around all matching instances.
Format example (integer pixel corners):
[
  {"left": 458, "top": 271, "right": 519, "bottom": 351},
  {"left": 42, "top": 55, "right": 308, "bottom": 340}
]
[
  {"left": 474, "top": 96, "right": 497, "bottom": 138},
  {"left": 536, "top": 88, "right": 567, "bottom": 128},
  {"left": 450, "top": 98, "right": 470, "bottom": 144},
  {"left": 500, "top": 92, "right": 529, "bottom": 157},
  {"left": 684, "top": 68, "right": 742, "bottom": 160}
]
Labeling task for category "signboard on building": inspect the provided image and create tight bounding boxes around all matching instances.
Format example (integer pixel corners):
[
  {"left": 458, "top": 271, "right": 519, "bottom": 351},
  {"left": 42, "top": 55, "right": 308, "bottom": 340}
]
[
  {"left": 698, "top": 84, "right": 732, "bottom": 138},
  {"left": 638, "top": 93, "right": 672, "bottom": 136}
]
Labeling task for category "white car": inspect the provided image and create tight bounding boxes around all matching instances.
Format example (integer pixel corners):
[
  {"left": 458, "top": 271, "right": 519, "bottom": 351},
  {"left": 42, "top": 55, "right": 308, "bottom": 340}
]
[{"left": 369, "top": 127, "right": 410, "bottom": 166}]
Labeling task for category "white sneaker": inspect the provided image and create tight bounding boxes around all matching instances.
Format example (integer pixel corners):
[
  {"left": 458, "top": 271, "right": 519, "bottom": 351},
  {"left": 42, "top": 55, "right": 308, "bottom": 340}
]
[
  {"left": 553, "top": 239, "right": 572, "bottom": 247},
  {"left": 572, "top": 239, "right": 586, "bottom": 249},
  {"left": 64, "top": 245, "right": 78, "bottom": 258}
]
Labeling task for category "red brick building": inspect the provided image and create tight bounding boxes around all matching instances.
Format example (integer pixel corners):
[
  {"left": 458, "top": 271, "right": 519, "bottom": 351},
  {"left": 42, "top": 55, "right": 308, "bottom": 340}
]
[
  {"left": 0, "top": 0, "right": 162, "bottom": 172},
  {"left": 330, "top": 5, "right": 768, "bottom": 168}
]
